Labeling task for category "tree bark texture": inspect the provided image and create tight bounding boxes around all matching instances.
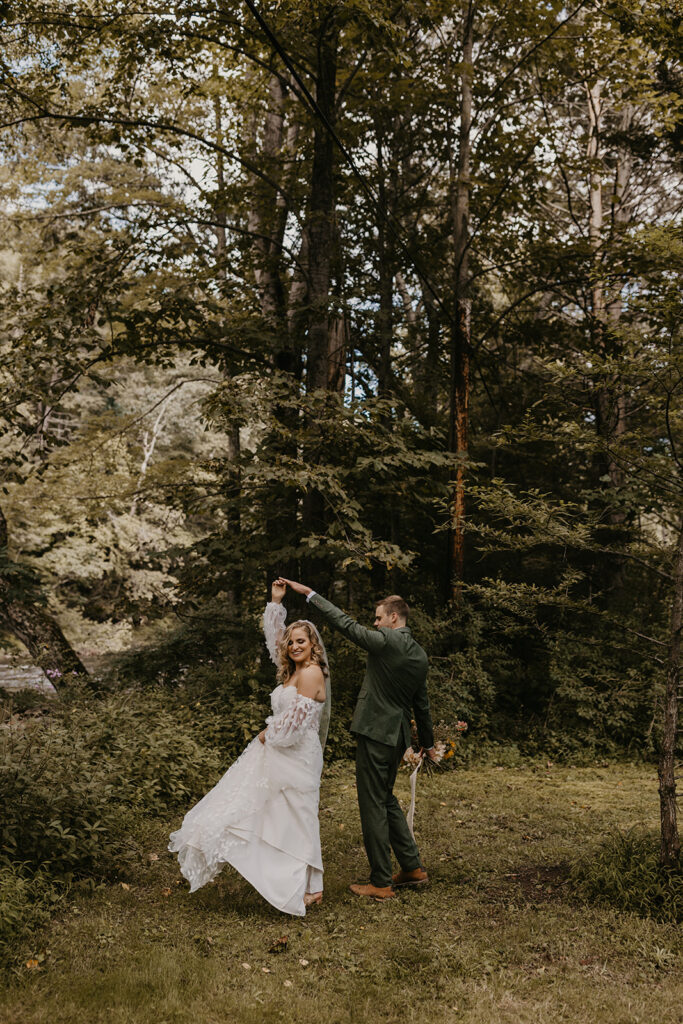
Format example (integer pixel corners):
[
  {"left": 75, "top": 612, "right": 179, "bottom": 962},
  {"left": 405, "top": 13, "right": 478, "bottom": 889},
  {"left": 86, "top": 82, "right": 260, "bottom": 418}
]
[
  {"left": 305, "top": 18, "right": 338, "bottom": 393},
  {"left": 376, "top": 128, "right": 393, "bottom": 399},
  {"left": 587, "top": 81, "right": 628, "bottom": 516},
  {"left": 658, "top": 519, "right": 682, "bottom": 867},
  {"left": 448, "top": 3, "right": 474, "bottom": 599},
  {"left": 246, "top": 74, "right": 288, "bottom": 324},
  {"left": 300, "top": 13, "right": 338, "bottom": 584}
]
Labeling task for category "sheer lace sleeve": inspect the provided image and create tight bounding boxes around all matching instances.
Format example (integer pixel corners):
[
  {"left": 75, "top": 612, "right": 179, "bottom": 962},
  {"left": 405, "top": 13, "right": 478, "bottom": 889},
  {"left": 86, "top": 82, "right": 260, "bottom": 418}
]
[
  {"left": 265, "top": 693, "right": 321, "bottom": 748},
  {"left": 263, "top": 601, "right": 287, "bottom": 666}
]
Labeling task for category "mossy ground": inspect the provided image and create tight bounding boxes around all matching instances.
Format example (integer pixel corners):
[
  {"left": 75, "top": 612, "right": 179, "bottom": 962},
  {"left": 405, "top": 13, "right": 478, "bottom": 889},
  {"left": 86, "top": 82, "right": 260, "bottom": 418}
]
[{"left": 3, "top": 763, "right": 681, "bottom": 1024}]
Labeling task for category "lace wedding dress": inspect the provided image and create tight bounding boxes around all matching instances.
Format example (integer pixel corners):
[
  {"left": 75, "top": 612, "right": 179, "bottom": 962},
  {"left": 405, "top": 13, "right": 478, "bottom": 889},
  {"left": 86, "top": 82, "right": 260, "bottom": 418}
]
[{"left": 168, "top": 604, "right": 325, "bottom": 916}]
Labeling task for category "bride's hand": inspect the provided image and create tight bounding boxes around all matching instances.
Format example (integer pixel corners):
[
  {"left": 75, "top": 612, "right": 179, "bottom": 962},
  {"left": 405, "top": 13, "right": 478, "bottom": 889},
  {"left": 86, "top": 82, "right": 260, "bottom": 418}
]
[
  {"left": 271, "top": 578, "right": 287, "bottom": 603},
  {"left": 258, "top": 730, "right": 266, "bottom": 744},
  {"left": 279, "top": 577, "right": 312, "bottom": 597}
]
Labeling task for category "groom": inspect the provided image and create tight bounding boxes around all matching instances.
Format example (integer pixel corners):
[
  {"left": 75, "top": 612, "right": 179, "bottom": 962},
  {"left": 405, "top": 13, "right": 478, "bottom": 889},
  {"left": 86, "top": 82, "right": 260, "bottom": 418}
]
[{"left": 281, "top": 579, "right": 436, "bottom": 900}]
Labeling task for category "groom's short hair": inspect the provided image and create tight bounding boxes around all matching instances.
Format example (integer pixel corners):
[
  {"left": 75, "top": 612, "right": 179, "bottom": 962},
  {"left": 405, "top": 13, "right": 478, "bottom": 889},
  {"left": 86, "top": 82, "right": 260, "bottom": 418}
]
[{"left": 378, "top": 595, "right": 409, "bottom": 622}]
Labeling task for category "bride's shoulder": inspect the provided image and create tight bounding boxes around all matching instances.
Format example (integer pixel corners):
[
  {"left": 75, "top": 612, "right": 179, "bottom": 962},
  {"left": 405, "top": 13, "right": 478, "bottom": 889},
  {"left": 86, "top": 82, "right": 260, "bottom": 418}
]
[{"left": 296, "top": 664, "right": 325, "bottom": 701}]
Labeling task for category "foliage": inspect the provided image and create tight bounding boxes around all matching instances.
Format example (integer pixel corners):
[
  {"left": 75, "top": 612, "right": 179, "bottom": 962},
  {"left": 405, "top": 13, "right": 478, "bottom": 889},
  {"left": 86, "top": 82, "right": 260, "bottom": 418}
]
[
  {"left": 0, "top": 689, "right": 221, "bottom": 882},
  {"left": 571, "top": 827, "right": 683, "bottom": 923},
  {"left": 0, "top": 865, "right": 63, "bottom": 964}
]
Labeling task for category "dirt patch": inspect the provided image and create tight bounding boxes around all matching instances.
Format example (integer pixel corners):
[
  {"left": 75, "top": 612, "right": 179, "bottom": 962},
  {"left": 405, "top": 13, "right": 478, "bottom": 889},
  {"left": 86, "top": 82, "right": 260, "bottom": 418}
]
[{"left": 487, "top": 862, "right": 571, "bottom": 904}]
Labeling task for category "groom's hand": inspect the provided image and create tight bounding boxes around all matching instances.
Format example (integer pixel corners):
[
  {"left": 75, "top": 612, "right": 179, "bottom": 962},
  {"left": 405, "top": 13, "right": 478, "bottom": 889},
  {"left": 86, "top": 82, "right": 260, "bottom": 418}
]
[{"left": 279, "top": 577, "right": 312, "bottom": 597}]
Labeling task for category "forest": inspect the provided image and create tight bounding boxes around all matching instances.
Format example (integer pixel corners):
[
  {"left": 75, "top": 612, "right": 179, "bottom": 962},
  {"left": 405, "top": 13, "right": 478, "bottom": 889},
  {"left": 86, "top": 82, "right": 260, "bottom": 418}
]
[{"left": 0, "top": 1, "right": 681, "bottom": 1016}]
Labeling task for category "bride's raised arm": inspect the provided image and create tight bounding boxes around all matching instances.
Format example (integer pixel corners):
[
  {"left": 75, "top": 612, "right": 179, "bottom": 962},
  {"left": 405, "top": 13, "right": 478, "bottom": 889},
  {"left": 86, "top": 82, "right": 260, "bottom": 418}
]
[{"left": 263, "top": 580, "right": 287, "bottom": 666}]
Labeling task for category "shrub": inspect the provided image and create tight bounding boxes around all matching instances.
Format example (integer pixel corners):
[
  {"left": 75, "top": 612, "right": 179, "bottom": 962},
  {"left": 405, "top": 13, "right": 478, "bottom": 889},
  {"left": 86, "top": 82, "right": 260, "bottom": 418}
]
[
  {"left": 0, "top": 688, "right": 221, "bottom": 882},
  {"left": 0, "top": 864, "right": 63, "bottom": 962},
  {"left": 571, "top": 827, "right": 683, "bottom": 923}
]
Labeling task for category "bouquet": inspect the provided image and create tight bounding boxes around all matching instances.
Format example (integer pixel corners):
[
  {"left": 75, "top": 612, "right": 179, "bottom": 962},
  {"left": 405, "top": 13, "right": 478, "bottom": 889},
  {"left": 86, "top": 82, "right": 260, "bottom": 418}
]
[{"left": 402, "top": 721, "right": 468, "bottom": 775}]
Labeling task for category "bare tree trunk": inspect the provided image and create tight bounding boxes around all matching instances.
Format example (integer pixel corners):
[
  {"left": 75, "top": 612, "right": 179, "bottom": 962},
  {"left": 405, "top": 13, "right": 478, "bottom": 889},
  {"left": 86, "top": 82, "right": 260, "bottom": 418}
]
[
  {"left": 214, "top": 88, "right": 243, "bottom": 610},
  {"left": 587, "top": 80, "right": 604, "bottom": 341},
  {"left": 376, "top": 129, "right": 393, "bottom": 399},
  {"left": 129, "top": 399, "right": 169, "bottom": 516},
  {"left": 247, "top": 74, "right": 288, "bottom": 324},
  {"left": 305, "top": 18, "right": 338, "bottom": 392},
  {"left": 588, "top": 83, "right": 628, "bottom": 511},
  {"left": 0, "top": 505, "right": 88, "bottom": 685},
  {"left": 659, "top": 519, "right": 682, "bottom": 867},
  {"left": 301, "top": 13, "right": 338, "bottom": 586},
  {"left": 328, "top": 313, "right": 347, "bottom": 392},
  {"left": 448, "top": 3, "right": 474, "bottom": 600},
  {"left": 420, "top": 289, "right": 441, "bottom": 429},
  {"left": 586, "top": 84, "right": 630, "bottom": 605}
]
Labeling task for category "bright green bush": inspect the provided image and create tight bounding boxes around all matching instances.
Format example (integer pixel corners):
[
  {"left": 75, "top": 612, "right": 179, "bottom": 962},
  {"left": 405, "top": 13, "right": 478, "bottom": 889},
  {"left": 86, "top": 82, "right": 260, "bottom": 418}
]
[{"left": 571, "top": 827, "right": 683, "bottom": 923}]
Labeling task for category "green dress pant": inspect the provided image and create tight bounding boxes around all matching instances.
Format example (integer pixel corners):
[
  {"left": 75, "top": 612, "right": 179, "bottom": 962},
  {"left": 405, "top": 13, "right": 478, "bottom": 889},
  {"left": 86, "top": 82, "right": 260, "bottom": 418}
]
[{"left": 355, "top": 734, "right": 423, "bottom": 887}]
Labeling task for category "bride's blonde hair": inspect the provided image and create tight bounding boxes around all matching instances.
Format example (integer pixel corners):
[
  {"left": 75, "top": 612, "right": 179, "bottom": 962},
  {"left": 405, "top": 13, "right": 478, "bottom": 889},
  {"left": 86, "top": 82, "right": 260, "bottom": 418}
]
[{"left": 277, "top": 620, "right": 329, "bottom": 686}]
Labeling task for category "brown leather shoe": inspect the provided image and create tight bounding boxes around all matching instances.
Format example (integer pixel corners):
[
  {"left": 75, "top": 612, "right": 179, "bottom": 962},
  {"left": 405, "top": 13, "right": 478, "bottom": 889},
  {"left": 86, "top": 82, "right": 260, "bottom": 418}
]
[
  {"left": 349, "top": 883, "right": 395, "bottom": 900},
  {"left": 392, "top": 867, "right": 429, "bottom": 888}
]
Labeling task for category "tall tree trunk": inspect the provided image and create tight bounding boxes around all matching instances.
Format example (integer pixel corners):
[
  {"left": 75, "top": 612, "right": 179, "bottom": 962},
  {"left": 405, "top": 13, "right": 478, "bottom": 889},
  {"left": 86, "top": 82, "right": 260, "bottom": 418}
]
[
  {"left": 448, "top": 3, "right": 474, "bottom": 600},
  {"left": 214, "top": 88, "right": 243, "bottom": 612},
  {"left": 0, "top": 505, "right": 88, "bottom": 685},
  {"left": 327, "top": 313, "right": 347, "bottom": 392},
  {"left": 247, "top": 74, "right": 288, "bottom": 324},
  {"left": 301, "top": 13, "right": 338, "bottom": 587},
  {"left": 658, "top": 519, "right": 682, "bottom": 867},
  {"left": 588, "top": 82, "right": 627, "bottom": 510},
  {"left": 587, "top": 81, "right": 604, "bottom": 343},
  {"left": 376, "top": 128, "right": 393, "bottom": 399},
  {"left": 305, "top": 18, "right": 338, "bottom": 392},
  {"left": 587, "top": 83, "right": 629, "bottom": 603},
  {"left": 420, "top": 287, "right": 440, "bottom": 429}
]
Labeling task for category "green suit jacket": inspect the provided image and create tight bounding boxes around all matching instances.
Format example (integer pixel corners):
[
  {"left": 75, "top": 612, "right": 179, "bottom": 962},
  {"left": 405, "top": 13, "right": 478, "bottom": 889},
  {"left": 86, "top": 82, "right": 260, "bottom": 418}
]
[{"left": 309, "top": 594, "right": 435, "bottom": 752}]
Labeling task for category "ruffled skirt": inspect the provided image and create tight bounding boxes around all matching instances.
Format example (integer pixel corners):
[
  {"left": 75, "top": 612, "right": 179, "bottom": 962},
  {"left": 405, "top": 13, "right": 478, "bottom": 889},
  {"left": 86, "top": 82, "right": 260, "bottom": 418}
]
[{"left": 168, "top": 734, "right": 323, "bottom": 916}]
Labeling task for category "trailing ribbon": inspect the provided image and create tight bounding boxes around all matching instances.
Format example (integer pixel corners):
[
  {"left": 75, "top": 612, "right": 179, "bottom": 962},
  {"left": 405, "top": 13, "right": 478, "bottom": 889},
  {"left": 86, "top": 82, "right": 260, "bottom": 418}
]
[{"left": 406, "top": 752, "right": 424, "bottom": 839}]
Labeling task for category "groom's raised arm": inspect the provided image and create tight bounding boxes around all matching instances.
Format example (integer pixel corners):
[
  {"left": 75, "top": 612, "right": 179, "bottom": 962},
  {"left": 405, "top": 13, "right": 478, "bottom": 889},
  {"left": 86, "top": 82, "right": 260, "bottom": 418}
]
[
  {"left": 278, "top": 578, "right": 387, "bottom": 655},
  {"left": 309, "top": 594, "right": 388, "bottom": 654}
]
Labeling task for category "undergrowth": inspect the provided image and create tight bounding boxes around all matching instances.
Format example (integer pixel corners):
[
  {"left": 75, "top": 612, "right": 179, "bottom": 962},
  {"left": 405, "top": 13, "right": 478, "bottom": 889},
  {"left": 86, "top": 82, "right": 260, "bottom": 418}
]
[{"left": 571, "top": 826, "right": 683, "bottom": 923}]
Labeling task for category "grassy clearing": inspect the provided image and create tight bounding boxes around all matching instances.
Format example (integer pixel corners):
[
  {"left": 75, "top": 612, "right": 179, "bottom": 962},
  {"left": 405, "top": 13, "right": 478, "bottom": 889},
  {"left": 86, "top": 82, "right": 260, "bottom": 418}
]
[{"left": 2, "top": 762, "right": 682, "bottom": 1024}]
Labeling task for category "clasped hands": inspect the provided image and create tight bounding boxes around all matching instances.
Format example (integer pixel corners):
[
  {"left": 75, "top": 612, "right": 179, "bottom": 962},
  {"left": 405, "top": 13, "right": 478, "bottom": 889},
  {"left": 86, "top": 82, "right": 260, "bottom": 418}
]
[{"left": 271, "top": 576, "right": 311, "bottom": 602}]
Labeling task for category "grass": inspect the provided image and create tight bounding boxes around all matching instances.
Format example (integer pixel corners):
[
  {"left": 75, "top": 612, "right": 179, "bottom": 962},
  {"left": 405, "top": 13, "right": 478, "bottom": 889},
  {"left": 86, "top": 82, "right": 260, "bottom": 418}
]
[{"left": 2, "top": 762, "right": 682, "bottom": 1024}]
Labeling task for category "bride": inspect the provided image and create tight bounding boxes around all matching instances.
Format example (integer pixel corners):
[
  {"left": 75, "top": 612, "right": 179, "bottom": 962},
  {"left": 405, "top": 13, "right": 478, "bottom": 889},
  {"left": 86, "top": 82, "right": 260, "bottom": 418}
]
[{"left": 168, "top": 579, "right": 330, "bottom": 915}]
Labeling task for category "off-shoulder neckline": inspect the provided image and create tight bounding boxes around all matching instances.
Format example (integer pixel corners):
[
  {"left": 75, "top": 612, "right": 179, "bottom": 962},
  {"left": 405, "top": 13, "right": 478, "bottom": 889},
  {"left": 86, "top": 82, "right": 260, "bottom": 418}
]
[{"left": 276, "top": 683, "right": 325, "bottom": 704}]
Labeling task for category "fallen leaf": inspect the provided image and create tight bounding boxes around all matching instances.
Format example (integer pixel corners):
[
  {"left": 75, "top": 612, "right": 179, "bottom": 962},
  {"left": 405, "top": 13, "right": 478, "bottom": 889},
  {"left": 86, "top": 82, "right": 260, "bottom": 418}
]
[
  {"left": 299, "top": 958, "right": 309, "bottom": 966},
  {"left": 161, "top": 887, "right": 172, "bottom": 897},
  {"left": 241, "top": 962, "right": 251, "bottom": 970},
  {"left": 268, "top": 935, "right": 288, "bottom": 954},
  {"left": 25, "top": 959, "right": 39, "bottom": 970},
  {"left": 283, "top": 980, "right": 293, "bottom": 988},
  {"left": 148, "top": 853, "right": 159, "bottom": 862},
  {"left": 338, "top": 823, "right": 345, "bottom": 830},
  {"left": 120, "top": 883, "right": 130, "bottom": 891},
  {"left": 261, "top": 967, "right": 271, "bottom": 974}
]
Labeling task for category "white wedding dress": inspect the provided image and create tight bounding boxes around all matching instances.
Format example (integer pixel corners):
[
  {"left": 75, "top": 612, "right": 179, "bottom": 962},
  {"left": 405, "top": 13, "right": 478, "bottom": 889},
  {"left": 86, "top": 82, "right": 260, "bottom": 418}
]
[{"left": 168, "top": 604, "right": 325, "bottom": 916}]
